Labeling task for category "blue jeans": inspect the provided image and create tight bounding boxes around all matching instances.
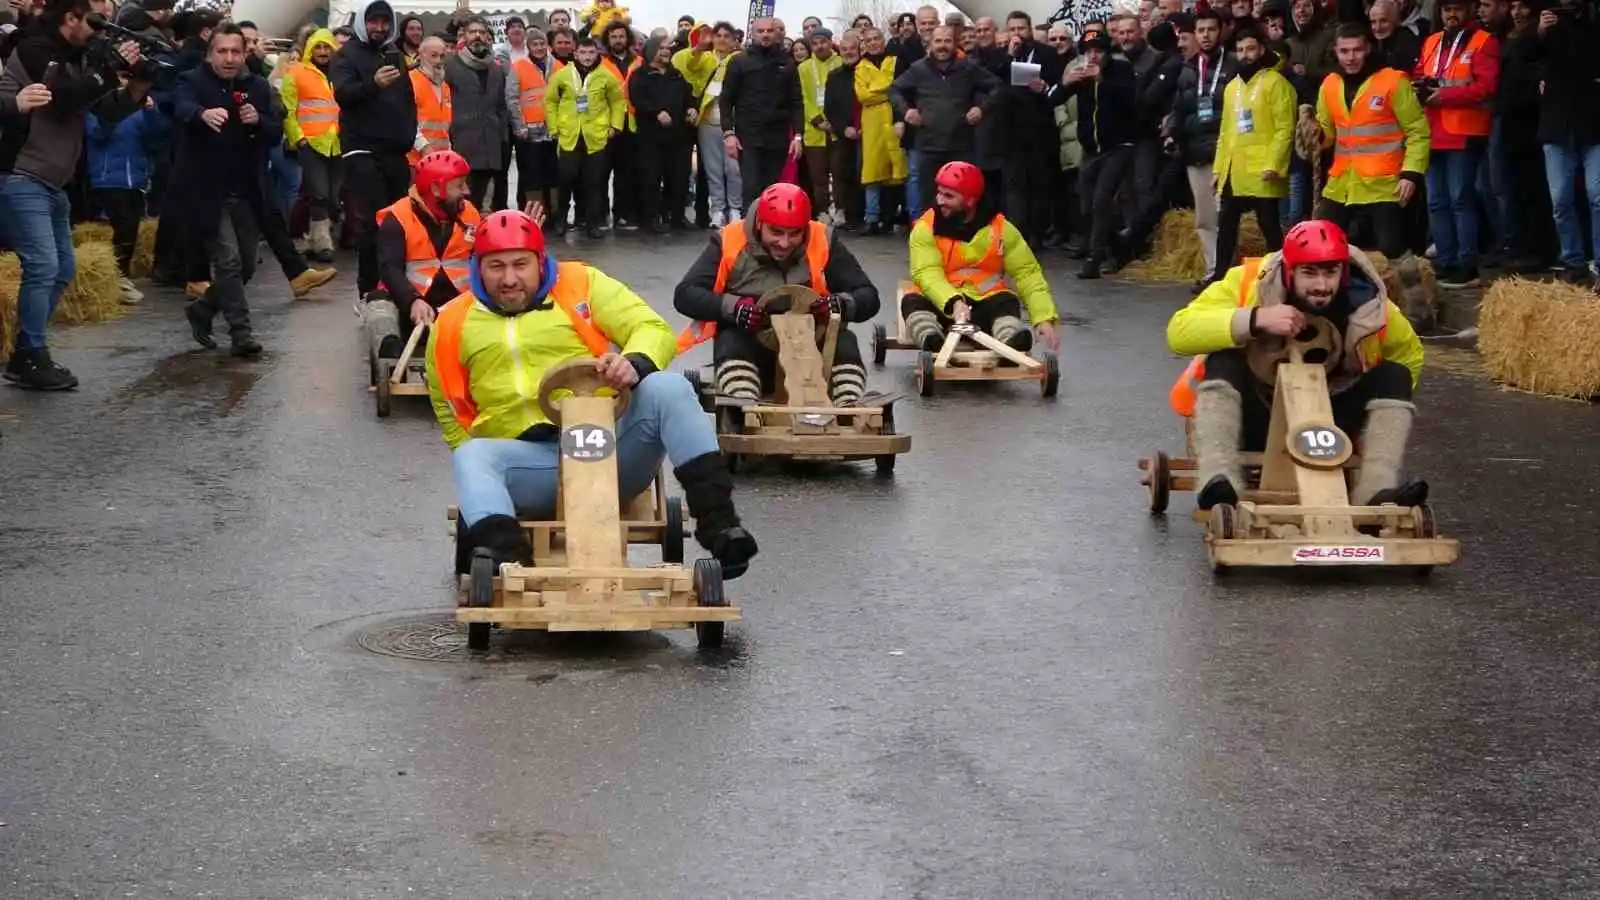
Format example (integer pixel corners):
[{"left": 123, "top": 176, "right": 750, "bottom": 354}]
[
  {"left": 0, "top": 175, "right": 76, "bottom": 351},
  {"left": 1542, "top": 136, "right": 1600, "bottom": 268},
  {"left": 452, "top": 373, "right": 720, "bottom": 527},
  {"left": 904, "top": 148, "right": 923, "bottom": 220},
  {"left": 864, "top": 185, "right": 882, "bottom": 223},
  {"left": 1479, "top": 117, "right": 1519, "bottom": 252},
  {"left": 270, "top": 143, "right": 302, "bottom": 218},
  {"left": 1425, "top": 148, "right": 1483, "bottom": 270},
  {"left": 1280, "top": 163, "right": 1310, "bottom": 232}
]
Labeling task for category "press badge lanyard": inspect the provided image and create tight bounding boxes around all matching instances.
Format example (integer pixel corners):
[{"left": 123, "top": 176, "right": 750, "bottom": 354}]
[
  {"left": 1431, "top": 30, "right": 1467, "bottom": 78},
  {"left": 1197, "top": 52, "right": 1224, "bottom": 103}
]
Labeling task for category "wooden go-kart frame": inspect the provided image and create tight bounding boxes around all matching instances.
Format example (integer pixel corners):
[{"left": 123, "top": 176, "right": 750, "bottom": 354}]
[
  {"left": 1138, "top": 316, "right": 1459, "bottom": 574},
  {"left": 372, "top": 323, "right": 430, "bottom": 419},
  {"left": 684, "top": 285, "right": 912, "bottom": 473},
  {"left": 451, "top": 359, "right": 739, "bottom": 650},
  {"left": 871, "top": 280, "right": 1059, "bottom": 398}
]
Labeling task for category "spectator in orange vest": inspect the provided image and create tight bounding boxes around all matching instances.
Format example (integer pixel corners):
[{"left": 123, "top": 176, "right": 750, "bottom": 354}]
[{"left": 505, "top": 27, "right": 563, "bottom": 216}]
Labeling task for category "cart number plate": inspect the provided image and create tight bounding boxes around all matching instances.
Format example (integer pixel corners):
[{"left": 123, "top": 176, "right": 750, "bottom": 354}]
[
  {"left": 561, "top": 424, "right": 615, "bottom": 461},
  {"left": 1293, "top": 425, "right": 1348, "bottom": 461},
  {"left": 1292, "top": 545, "right": 1385, "bottom": 563}
]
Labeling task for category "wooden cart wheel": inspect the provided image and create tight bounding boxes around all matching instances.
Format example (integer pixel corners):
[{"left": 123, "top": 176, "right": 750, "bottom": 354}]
[
  {"left": 466, "top": 550, "right": 495, "bottom": 652},
  {"left": 1412, "top": 504, "right": 1437, "bottom": 539},
  {"left": 1147, "top": 451, "right": 1171, "bottom": 514},
  {"left": 756, "top": 284, "right": 820, "bottom": 313},
  {"left": 1208, "top": 503, "right": 1237, "bottom": 540},
  {"left": 693, "top": 557, "right": 727, "bottom": 650},
  {"left": 663, "top": 496, "right": 685, "bottom": 563},
  {"left": 916, "top": 350, "right": 936, "bottom": 397},
  {"left": 871, "top": 323, "right": 888, "bottom": 367},
  {"left": 1040, "top": 350, "right": 1060, "bottom": 398},
  {"left": 376, "top": 360, "right": 394, "bottom": 418},
  {"left": 537, "top": 358, "right": 631, "bottom": 425}
]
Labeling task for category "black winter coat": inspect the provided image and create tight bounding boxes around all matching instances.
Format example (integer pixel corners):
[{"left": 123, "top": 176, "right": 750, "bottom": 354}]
[
  {"left": 1537, "top": 15, "right": 1600, "bottom": 146},
  {"left": 329, "top": 4, "right": 419, "bottom": 155},
  {"left": 630, "top": 65, "right": 694, "bottom": 138},
  {"left": 1075, "top": 56, "right": 1141, "bottom": 155},
  {"left": 718, "top": 42, "right": 802, "bottom": 148},
  {"left": 1164, "top": 48, "right": 1235, "bottom": 167},
  {"left": 890, "top": 56, "right": 1001, "bottom": 154},
  {"left": 1497, "top": 29, "right": 1543, "bottom": 149},
  {"left": 170, "top": 65, "right": 280, "bottom": 239}
]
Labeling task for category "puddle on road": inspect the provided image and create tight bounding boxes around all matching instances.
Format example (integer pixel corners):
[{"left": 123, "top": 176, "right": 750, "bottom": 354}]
[{"left": 106, "top": 351, "right": 266, "bottom": 415}]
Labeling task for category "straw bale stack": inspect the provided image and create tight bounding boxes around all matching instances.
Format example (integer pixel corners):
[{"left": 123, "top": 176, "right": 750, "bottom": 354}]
[
  {"left": 0, "top": 242, "right": 126, "bottom": 359},
  {"left": 1479, "top": 277, "right": 1600, "bottom": 399}
]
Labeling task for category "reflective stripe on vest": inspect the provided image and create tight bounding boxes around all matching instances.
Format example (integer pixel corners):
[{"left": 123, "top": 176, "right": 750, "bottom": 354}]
[
  {"left": 376, "top": 198, "right": 482, "bottom": 296},
  {"left": 1168, "top": 257, "right": 1262, "bottom": 417},
  {"left": 1321, "top": 69, "right": 1407, "bottom": 179},
  {"left": 431, "top": 262, "right": 615, "bottom": 433},
  {"left": 674, "top": 221, "right": 831, "bottom": 352},
  {"left": 512, "top": 57, "right": 548, "bottom": 126},
  {"left": 292, "top": 63, "right": 338, "bottom": 138},
  {"left": 412, "top": 69, "right": 452, "bottom": 146},
  {"left": 602, "top": 55, "right": 642, "bottom": 119},
  {"left": 1421, "top": 28, "right": 1492, "bottom": 137},
  {"left": 916, "top": 209, "right": 1008, "bottom": 297}
]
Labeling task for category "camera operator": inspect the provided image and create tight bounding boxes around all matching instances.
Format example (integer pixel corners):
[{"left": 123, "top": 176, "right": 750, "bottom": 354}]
[{"left": 0, "top": 0, "right": 152, "bottom": 391}]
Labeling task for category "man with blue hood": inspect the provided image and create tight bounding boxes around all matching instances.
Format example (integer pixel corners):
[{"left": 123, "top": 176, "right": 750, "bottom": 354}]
[
  {"left": 425, "top": 208, "right": 759, "bottom": 580},
  {"left": 331, "top": 0, "right": 419, "bottom": 300}
]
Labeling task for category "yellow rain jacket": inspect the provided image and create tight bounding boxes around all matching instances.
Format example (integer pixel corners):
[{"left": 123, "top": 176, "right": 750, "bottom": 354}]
[
  {"left": 672, "top": 47, "right": 718, "bottom": 101},
  {"left": 426, "top": 261, "right": 677, "bottom": 449},
  {"left": 1166, "top": 249, "right": 1423, "bottom": 395},
  {"left": 798, "top": 54, "right": 842, "bottom": 147},
  {"left": 1315, "top": 67, "right": 1431, "bottom": 206},
  {"left": 1213, "top": 66, "right": 1296, "bottom": 199},
  {"left": 280, "top": 29, "right": 341, "bottom": 157},
  {"left": 855, "top": 54, "right": 906, "bottom": 185},
  {"left": 908, "top": 211, "right": 1058, "bottom": 326},
  {"left": 544, "top": 62, "right": 627, "bottom": 154}
]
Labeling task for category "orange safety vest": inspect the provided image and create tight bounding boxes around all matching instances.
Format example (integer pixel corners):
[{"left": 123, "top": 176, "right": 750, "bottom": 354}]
[
  {"left": 290, "top": 62, "right": 338, "bottom": 139},
  {"left": 409, "top": 69, "right": 453, "bottom": 166},
  {"left": 601, "top": 53, "right": 642, "bottom": 118},
  {"left": 1168, "top": 257, "right": 1262, "bottom": 417},
  {"left": 511, "top": 57, "right": 565, "bottom": 127},
  {"left": 675, "top": 221, "right": 830, "bottom": 352},
  {"left": 375, "top": 197, "right": 482, "bottom": 297},
  {"left": 916, "top": 209, "right": 1008, "bottom": 297},
  {"left": 431, "top": 261, "right": 614, "bottom": 433},
  {"left": 1320, "top": 69, "right": 1408, "bottom": 180},
  {"left": 1419, "top": 28, "right": 1492, "bottom": 137}
]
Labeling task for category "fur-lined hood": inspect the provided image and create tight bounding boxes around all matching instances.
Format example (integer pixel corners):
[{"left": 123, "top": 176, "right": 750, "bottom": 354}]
[{"left": 1248, "top": 246, "right": 1391, "bottom": 381}]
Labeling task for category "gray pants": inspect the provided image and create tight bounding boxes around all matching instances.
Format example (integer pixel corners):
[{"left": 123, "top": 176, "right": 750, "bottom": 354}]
[
  {"left": 697, "top": 122, "right": 742, "bottom": 219},
  {"left": 299, "top": 150, "right": 345, "bottom": 221},
  {"left": 193, "top": 196, "right": 259, "bottom": 342}
]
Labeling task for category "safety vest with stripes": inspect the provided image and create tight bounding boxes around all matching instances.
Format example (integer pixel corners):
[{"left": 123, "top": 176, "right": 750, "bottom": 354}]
[
  {"left": 376, "top": 197, "right": 482, "bottom": 298},
  {"left": 601, "top": 53, "right": 642, "bottom": 126},
  {"left": 430, "top": 262, "right": 614, "bottom": 433},
  {"left": 410, "top": 69, "right": 453, "bottom": 165},
  {"left": 1419, "top": 28, "right": 1492, "bottom": 138},
  {"left": 675, "top": 221, "right": 831, "bottom": 352},
  {"left": 290, "top": 62, "right": 338, "bottom": 140},
  {"left": 512, "top": 57, "right": 565, "bottom": 127},
  {"left": 1320, "top": 69, "right": 1408, "bottom": 180},
  {"left": 916, "top": 209, "right": 1009, "bottom": 298}
]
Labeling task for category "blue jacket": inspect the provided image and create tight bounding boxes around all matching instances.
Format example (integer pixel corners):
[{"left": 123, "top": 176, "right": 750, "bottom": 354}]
[{"left": 84, "top": 107, "right": 168, "bottom": 191}]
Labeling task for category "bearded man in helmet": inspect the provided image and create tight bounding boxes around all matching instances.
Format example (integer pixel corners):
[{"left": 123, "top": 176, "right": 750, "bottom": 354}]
[
  {"left": 1167, "top": 219, "right": 1428, "bottom": 511},
  {"left": 362, "top": 150, "right": 481, "bottom": 362},
  {"left": 427, "top": 209, "right": 759, "bottom": 579},
  {"left": 903, "top": 163, "right": 1061, "bottom": 355},
  {"left": 672, "top": 182, "right": 881, "bottom": 407}
]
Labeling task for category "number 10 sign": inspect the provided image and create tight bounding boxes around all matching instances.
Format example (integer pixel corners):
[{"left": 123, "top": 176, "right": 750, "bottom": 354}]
[{"left": 1287, "top": 422, "right": 1352, "bottom": 468}]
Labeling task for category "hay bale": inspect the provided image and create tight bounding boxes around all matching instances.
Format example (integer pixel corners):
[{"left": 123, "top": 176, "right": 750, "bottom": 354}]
[
  {"left": 1120, "top": 209, "right": 1267, "bottom": 283},
  {"left": 72, "top": 218, "right": 159, "bottom": 278},
  {"left": 1478, "top": 277, "right": 1600, "bottom": 399},
  {"left": 0, "top": 242, "right": 128, "bottom": 360}
]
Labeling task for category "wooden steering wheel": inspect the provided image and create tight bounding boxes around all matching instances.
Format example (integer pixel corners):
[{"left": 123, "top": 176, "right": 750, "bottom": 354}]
[
  {"left": 755, "top": 284, "right": 826, "bottom": 351},
  {"left": 537, "top": 358, "right": 631, "bottom": 425},
  {"left": 1247, "top": 313, "right": 1344, "bottom": 387}
]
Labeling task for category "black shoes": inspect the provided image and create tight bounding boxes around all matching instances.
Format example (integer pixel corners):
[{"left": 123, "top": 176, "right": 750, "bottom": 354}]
[{"left": 3, "top": 347, "right": 78, "bottom": 391}]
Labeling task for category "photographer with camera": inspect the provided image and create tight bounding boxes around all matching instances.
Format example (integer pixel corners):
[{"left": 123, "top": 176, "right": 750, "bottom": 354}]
[{"left": 0, "top": 0, "right": 152, "bottom": 391}]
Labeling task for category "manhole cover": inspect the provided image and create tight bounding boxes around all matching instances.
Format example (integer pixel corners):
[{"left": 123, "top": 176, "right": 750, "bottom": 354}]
[{"left": 355, "top": 613, "right": 678, "bottom": 663}]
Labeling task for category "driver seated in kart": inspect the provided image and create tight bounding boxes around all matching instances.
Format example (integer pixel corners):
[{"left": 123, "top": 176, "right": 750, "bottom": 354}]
[
  {"left": 672, "top": 183, "right": 881, "bottom": 407},
  {"left": 361, "top": 150, "right": 480, "bottom": 364},
  {"left": 903, "top": 162, "right": 1061, "bottom": 355},
  {"left": 1167, "top": 219, "right": 1427, "bottom": 510},
  {"left": 426, "top": 209, "right": 759, "bottom": 578}
]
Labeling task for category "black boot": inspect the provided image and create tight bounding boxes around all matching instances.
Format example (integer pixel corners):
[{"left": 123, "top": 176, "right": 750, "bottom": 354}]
[
  {"left": 1368, "top": 478, "right": 1429, "bottom": 508},
  {"left": 1197, "top": 473, "right": 1240, "bottom": 510},
  {"left": 3, "top": 347, "right": 78, "bottom": 391},
  {"left": 466, "top": 514, "right": 534, "bottom": 566},
  {"left": 674, "top": 451, "right": 758, "bottom": 579}
]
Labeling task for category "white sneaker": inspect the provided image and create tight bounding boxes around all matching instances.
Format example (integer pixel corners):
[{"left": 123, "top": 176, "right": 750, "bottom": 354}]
[
  {"left": 729, "top": 208, "right": 743, "bottom": 223},
  {"left": 118, "top": 277, "right": 143, "bottom": 305},
  {"left": 710, "top": 210, "right": 726, "bottom": 228}
]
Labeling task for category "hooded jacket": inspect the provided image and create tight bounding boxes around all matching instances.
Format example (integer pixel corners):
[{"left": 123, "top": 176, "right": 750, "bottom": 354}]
[
  {"left": 329, "top": 0, "right": 419, "bottom": 154},
  {"left": 85, "top": 105, "right": 168, "bottom": 191},
  {"left": 908, "top": 201, "right": 1056, "bottom": 325},
  {"left": 281, "top": 28, "right": 341, "bottom": 157}
]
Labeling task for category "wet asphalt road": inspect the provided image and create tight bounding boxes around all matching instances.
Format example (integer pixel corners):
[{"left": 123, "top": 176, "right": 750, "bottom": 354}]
[{"left": 4, "top": 230, "right": 1600, "bottom": 899}]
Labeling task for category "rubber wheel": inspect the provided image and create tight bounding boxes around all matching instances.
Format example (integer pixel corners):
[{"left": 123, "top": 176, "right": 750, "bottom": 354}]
[
  {"left": 1040, "top": 351, "right": 1060, "bottom": 398},
  {"left": 871, "top": 323, "right": 888, "bottom": 367},
  {"left": 693, "top": 557, "right": 726, "bottom": 649},
  {"left": 663, "top": 496, "right": 685, "bottom": 563},
  {"left": 376, "top": 361, "right": 394, "bottom": 418},
  {"left": 916, "top": 350, "right": 936, "bottom": 397},
  {"left": 1147, "top": 451, "right": 1171, "bottom": 514},
  {"left": 875, "top": 454, "right": 896, "bottom": 474},
  {"left": 1208, "top": 503, "right": 1237, "bottom": 540},
  {"left": 684, "top": 368, "right": 712, "bottom": 413},
  {"left": 467, "top": 550, "right": 495, "bottom": 652}
]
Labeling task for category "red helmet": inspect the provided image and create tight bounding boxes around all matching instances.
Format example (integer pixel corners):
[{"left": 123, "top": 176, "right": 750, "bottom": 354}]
[
  {"left": 756, "top": 182, "right": 812, "bottom": 229},
  {"left": 473, "top": 209, "right": 545, "bottom": 257},
  {"left": 935, "top": 161, "right": 984, "bottom": 203},
  {"left": 1280, "top": 219, "right": 1350, "bottom": 269},
  {"left": 414, "top": 150, "right": 471, "bottom": 217}
]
